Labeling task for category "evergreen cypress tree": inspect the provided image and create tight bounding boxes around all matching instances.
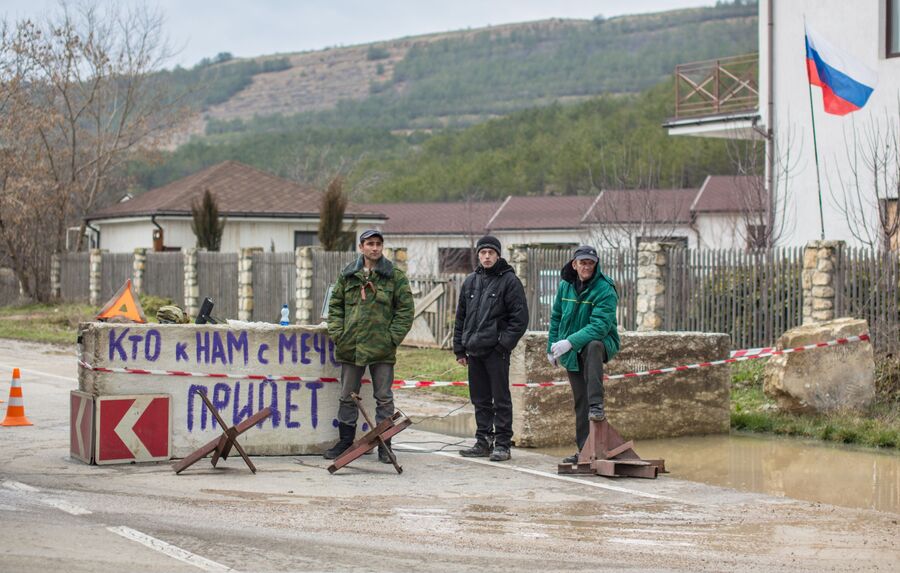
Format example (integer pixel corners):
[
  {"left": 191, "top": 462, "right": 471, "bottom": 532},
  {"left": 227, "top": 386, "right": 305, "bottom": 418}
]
[
  {"left": 318, "top": 176, "right": 354, "bottom": 251},
  {"left": 191, "top": 188, "right": 226, "bottom": 251}
]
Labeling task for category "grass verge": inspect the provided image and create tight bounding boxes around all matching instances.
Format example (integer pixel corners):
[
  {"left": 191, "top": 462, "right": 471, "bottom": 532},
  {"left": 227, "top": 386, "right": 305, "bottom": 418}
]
[
  {"left": 0, "top": 302, "right": 97, "bottom": 345},
  {"left": 730, "top": 359, "right": 899, "bottom": 449}
]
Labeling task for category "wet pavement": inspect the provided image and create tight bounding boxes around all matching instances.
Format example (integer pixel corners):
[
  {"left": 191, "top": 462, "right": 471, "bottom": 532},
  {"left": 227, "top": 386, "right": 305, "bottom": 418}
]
[
  {"left": 416, "top": 406, "right": 900, "bottom": 514},
  {"left": 0, "top": 339, "right": 897, "bottom": 572}
]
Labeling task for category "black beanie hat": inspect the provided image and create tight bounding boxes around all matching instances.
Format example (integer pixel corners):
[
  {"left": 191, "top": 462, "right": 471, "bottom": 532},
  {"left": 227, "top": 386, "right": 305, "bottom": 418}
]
[{"left": 475, "top": 235, "right": 501, "bottom": 256}]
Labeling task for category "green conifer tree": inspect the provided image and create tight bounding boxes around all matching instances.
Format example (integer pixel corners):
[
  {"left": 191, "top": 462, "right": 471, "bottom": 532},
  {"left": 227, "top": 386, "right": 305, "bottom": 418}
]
[{"left": 191, "top": 188, "right": 226, "bottom": 251}]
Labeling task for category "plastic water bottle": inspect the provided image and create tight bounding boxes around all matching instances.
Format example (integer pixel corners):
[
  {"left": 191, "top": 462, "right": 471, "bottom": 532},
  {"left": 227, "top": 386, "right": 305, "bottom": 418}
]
[{"left": 279, "top": 304, "right": 290, "bottom": 326}]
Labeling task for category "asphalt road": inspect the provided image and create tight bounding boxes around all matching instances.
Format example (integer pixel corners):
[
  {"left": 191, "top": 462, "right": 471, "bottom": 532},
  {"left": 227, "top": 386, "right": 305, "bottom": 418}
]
[{"left": 0, "top": 339, "right": 897, "bottom": 572}]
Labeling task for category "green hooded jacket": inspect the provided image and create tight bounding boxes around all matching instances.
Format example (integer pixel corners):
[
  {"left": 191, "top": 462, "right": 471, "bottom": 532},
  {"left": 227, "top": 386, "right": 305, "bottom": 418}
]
[
  {"left": 328, "top": 254, "right": 414, "bottom": 366},
  {"left": 547, "top": 259, "right": 620, "bottom": 371}
]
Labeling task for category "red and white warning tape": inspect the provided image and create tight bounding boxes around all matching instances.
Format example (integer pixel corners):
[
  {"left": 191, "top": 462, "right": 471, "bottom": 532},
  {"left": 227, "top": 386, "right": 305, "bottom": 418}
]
[{"left": 78, "top": 333, "right": 870, "bottom": 389}]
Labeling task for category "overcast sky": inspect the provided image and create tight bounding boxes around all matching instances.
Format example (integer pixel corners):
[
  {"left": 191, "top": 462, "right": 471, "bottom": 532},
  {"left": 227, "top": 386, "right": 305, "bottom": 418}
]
[{"left": 3, "top": 1, "right": 719, "bottom": 67}]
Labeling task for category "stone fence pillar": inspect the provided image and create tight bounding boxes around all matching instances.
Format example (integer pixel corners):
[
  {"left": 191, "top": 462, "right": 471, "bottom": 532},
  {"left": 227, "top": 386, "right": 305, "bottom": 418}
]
[
  {"left": 132, "top": 248, "right": 147, "bottom": 295},
  {"left": 238, "top": 247, "right": 263, "bottom": 321},
  {"left": 183, "top": 248, "right": 200, "bottom": 318},
  {"left": 383, "top": 247, "right": 408, "bottom": 272},
  {"left": 508, "top": 245, "right": 529, "bottom": 290},
  {"left": 635, "top": 242, "right": 672, "bottom": 331},
  {"left": 295, "top": 246, "right": 318, "bottom": 324},
  {"left": 802, "top": 240, "right": 843, "bottom": 325},
  {"left": 50, "top": 253, "right": 61, "bottom": 299},
  {"left": 89, "top": 249, "right": 103, "bottom": 306}
]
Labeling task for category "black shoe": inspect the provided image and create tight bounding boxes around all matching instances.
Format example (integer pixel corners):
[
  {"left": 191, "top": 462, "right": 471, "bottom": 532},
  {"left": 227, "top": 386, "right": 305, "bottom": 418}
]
[
  {"left": 588, "top": 405, "right": 606, "bottom": 422},
  {"left": 377, "top": 439, "right": 393, "bottom": 464},
  {"left": 489, "top": 446, "right": 511, "bottom": 462},
  {"left": 459, "top": 441, "right": 492, "bottom": 457},
  {"left": 561, "top": 452, "right": 579, "bottom": 464},
  {"left": 324, "top": 423, "right": 356, "bottom": 459}
]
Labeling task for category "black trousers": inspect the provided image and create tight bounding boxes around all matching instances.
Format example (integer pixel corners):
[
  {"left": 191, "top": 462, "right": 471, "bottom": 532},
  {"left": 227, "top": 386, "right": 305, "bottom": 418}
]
[
  {"left": 467, "top": 350, "right": 513, "bottom": 448},
  {"left": 565, "top": 340, "right": 606, "bottom": 450}
]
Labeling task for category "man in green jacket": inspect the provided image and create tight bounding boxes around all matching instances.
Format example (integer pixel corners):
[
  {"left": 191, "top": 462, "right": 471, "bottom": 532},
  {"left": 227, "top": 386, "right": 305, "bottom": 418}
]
[
  {"left": 324, "top": 229, "right": 414, "bottom": 463},
  {"left": 547, "top": 245, "right": 620, "bottom": 464}
]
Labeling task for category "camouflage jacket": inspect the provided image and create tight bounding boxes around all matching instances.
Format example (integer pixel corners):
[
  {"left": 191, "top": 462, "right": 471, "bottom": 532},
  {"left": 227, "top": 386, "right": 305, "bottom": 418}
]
[{"left": 327, "top": 255, "right": 414, "bottom": 366}]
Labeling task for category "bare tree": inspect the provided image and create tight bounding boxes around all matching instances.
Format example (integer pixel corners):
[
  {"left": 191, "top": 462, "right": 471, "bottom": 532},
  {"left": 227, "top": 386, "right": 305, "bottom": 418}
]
[
  {"left": 830, "top": 104, "right": 900, "bottom": 251},
  {"left": 0, "top": 20, "right": 65, "bottom": 299},
  {"left": 725, "top": 126, "right": 799, "bottom": 250},
  {"left": 583, "top": 144, "right": 692, "bottom": 248},
  {"left": 0, "top": 1, "right": 185, "bottom": 300},
  {"left": 31, "top": 2, "right": 185, "bottom": 252}
]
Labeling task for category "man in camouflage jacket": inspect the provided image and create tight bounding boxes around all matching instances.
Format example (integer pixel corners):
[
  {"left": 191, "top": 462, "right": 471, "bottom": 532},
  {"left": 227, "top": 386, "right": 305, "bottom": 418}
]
[{"left": 324, "top": 229, "right": 414, "bottom": 463}]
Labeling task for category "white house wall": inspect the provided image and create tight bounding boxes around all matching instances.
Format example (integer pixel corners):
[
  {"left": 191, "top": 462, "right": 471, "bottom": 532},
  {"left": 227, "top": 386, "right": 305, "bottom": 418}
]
[
  {"left": 763, "top": 0, "right": 900, "bottom": 246},
  {"left": 94, "top": 218, "right": 380, "bottom": 253},
  {"left": 693, "top": 214, "right": 753, "bottom": 250}
]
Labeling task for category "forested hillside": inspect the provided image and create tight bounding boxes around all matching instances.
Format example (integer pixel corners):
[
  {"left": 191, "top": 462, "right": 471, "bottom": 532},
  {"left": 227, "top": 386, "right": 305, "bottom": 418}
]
[{"left": 128, "top": 1, "right": 758, "bottom": 201}]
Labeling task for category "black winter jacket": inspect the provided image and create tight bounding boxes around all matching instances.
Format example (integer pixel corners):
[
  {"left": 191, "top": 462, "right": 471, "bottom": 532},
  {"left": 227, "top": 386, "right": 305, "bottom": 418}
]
[{"left": 453, "top": 258, "right": 529, "bottom": 358}]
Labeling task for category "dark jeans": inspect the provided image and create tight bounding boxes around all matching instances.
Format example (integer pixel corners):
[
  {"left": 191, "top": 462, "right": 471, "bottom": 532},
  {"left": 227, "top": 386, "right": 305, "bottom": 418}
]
[
  {"left": 565, "top": 341, "right": 606, "bottom": 450},
  {"left": 467, "top": 350, "right": 513, "bottom": 448},
  {"left": 337, "top": 362, "right": 395, "bottom": 427}
]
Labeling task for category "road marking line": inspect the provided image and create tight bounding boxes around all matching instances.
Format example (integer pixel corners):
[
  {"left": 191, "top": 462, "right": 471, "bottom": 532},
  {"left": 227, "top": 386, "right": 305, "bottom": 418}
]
[
  {"left": 38, "top": 497, "right": 92, "bottom": 515},
  {"left": 2, "top": 480, "right": 39, "bottom": 492},
  {"left": 609, "top": 537, "right": 696, "bottom": 547},
  {"left": 395, "top": 444, "right": 696, "bottom": 505},
  {"left": 107, "top": 526, "right": 236, "bottom": 572},
  {"left": 0, "top": 363, "right": 77, "bottom": 382},
  {"left": 3, "top": 480, "right": 92, "bottom": 515}
]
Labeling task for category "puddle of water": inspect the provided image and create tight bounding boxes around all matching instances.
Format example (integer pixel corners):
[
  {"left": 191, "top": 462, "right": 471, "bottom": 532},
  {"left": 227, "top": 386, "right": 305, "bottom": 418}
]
[
  {"left": 541, "top": 434, "right": 900, "bottom": 514},
  {"left": 414, "top": 414, "right": 900, "bottom": 514}
]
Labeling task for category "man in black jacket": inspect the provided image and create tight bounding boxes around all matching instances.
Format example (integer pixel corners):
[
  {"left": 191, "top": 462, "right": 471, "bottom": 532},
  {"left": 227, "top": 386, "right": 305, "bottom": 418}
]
[{"left": 453, "top": 235, "right": 529, "bottom": 462}]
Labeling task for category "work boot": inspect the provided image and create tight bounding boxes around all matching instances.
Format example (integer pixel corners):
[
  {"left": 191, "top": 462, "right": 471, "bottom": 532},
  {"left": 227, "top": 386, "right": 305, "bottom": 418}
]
[
  {"left": 323, "top": 422, "right": 355, "bottom": 459},
  {"left": 459, "top": 440, "right": 492, "bottom": 457},
  {"left": 588, "top": 404, "right": 606, "bottom": 422},
  {"left": 489, "top": 445, "right": 511, "bottom": 462},
  {"left": 561, "top": 452, "right": 579, "bottom": 464},
  {"left": 377, "top": 438, "right": 394, "bottom": 464}
]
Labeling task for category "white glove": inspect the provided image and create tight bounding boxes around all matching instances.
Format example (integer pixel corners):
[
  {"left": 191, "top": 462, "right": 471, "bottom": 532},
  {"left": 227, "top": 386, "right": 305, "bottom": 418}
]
[
  {"left": 550, "top": 339, "right": 573, "bottom": 359},
  {"left": 547, "top": 353, "right": 557, "bottom": 367}
]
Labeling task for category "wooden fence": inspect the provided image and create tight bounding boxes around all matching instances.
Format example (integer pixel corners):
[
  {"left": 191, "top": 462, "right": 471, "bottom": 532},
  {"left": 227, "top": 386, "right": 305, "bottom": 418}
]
[
  {"left": 525, "top": 247, "right": 638, "bottom": 332},
  {"left": 665, "top": 247, "right": 805, "bottom": 351},
  {"left": 197, "top": 252, "right": 238, "bottom": 320},
  {"left": 836, "top": 248, "right": 900, "bottom": 353},
  {"left": 144, "top": 252, "right": 184, "bottom": 305},
  {"left": 0, "top": 268, "right": 20, "bottom": 306},
  {"left": 312, "top": 251, "right": 357, "bottom": 323},
  {"left": 251, "top": 252, "right": 296, "bottom": 323},
  {"left": 59, "top": 252, "right": 90, "bottom": 302}
]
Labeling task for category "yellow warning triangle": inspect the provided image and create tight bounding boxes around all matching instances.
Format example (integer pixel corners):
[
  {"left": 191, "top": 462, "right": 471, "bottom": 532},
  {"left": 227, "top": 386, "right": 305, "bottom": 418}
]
[{"left": 96, "top": 279, "right": 147, "bottom": 323}]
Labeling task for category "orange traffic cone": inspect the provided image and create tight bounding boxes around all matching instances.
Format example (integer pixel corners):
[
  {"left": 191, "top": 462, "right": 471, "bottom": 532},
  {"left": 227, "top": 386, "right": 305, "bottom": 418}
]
[{"left": 1, "top": 368, "right": 33, "bottom": 426}]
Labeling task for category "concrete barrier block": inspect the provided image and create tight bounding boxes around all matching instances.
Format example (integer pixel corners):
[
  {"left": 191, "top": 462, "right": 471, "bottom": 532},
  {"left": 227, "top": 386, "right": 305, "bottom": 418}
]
[
  {"left": 511, "top": 331, "right": 731, "bottom": 447},
  {"left": 78, "top": 322, "right": 374, "bottom": 457}
]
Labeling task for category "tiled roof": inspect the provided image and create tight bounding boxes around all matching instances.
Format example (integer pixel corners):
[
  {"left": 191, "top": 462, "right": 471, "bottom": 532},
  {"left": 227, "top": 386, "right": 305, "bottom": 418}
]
[
  {"left": 582, "top": 189, "right": 696, "bottom": 225},
  {"left": 87, "top": 161, "right": 384, "bottom": 220},
  {"left": 691, "top": 175, "right": 766, "bottom": 213},
  {"left": 366, "top": 201, "right": 502, "bottom": 235},
  {"left": 487, "top": 195, "right": 597, "bottom": 231}
]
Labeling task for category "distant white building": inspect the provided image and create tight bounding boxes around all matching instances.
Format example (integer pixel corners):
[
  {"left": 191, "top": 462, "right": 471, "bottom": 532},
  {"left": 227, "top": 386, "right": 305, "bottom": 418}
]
[
  {"left": 85, "top": 161, "right": 385, "bottom": 252},
  {"left": 87, "top": 162, "right": 761, "bottom": 273}
]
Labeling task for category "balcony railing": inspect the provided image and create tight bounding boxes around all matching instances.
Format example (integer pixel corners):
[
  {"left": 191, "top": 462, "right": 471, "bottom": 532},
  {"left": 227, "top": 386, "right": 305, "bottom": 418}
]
[{"left": 674, "top": 53, "right": 758, "bottom": 119}]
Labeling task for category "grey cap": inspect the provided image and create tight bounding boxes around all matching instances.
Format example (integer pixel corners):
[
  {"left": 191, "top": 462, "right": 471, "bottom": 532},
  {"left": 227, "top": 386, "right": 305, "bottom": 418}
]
[
  {"left": 573, "top": 245, "right": 599, "bottom": 263},
  {"left": 358, "top": 229, "right": 384, "bottom": 243}
]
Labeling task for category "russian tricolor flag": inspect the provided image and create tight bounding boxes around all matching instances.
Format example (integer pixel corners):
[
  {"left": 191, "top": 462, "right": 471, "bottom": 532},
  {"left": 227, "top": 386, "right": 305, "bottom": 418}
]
[{"left": 805, "top": 24, "right": 877, "bottom": 115}]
